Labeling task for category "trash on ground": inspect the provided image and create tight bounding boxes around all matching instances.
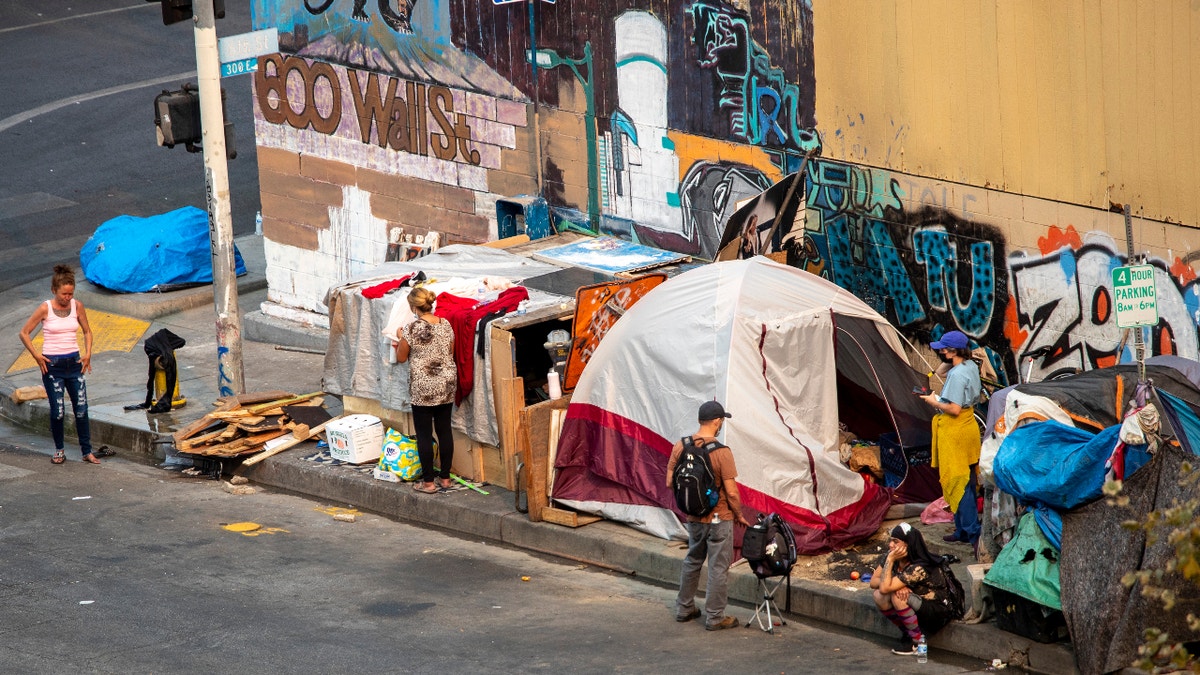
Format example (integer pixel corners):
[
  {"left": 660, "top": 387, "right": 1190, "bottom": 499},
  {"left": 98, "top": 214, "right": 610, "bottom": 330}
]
[
  {"left": 72, "top": 496, "right": 91, "bottom": 501},
  {"left": 172, "top": 390, "right": 330, "bottom": 459},
  {"left": 222, "top": 481, "right": 256, "bottom": 495},
  {"left": 10, "top": 386, "right": 47, "bottom": 404}
]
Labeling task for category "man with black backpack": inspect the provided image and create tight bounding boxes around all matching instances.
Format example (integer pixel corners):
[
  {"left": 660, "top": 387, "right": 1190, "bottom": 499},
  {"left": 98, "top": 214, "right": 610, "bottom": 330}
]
[{"left": 666, "top": 400, "right": 751, "bottom": 631}]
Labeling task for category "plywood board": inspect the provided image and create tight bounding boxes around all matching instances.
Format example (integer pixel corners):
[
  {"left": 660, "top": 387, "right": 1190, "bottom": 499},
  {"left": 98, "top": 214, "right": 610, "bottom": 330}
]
[{"left": 541, "top": 506, "right": 601, "bottom": 528}]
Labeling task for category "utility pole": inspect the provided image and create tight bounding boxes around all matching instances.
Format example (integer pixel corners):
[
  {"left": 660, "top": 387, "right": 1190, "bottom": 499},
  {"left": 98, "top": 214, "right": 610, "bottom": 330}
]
[{"left": 193, "top": 0, "right": 244, "bottom": 396}]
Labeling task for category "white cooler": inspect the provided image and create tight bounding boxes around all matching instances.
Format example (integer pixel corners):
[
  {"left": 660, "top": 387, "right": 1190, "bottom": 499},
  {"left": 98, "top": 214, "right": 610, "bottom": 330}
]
[{"left": 325, "top": 414, "right": 384, "bottom": 464}]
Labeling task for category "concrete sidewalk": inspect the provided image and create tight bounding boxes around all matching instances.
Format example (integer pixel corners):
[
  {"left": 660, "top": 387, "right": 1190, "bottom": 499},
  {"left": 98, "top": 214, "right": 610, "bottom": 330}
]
[{"left": 0, "top": 234, "right": 1083, "bottom": 674}]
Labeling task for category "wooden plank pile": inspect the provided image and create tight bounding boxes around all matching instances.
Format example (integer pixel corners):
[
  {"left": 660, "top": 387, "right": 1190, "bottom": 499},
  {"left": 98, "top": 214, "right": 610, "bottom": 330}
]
[{"left": 172, "top": 390, "right": 329, "bottom": 458}]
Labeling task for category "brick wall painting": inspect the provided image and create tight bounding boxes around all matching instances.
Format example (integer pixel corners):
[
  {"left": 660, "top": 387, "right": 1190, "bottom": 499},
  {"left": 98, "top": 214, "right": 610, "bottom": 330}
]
[
  {"left": 248, "top": 0, "right": 532, "bottom": 323},
  {"left": 247, "top": 0, "right": 1200, "bottom": 382},
  {"left": 793, "top": 158, "right": 1200, "bottom": 384},
  {"left": 248, "top": 0, "right": 821, "bottom": 318}
]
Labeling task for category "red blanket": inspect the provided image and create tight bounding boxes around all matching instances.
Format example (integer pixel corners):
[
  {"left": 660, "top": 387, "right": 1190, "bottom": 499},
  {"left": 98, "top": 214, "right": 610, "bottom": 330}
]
[{"left": 435, "top": 287, "right": 529, "bottom": 404}]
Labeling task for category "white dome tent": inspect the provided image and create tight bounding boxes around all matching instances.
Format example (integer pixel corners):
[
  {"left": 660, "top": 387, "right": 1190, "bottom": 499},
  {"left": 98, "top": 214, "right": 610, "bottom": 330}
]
[{"left": 552, "top": 257, "right": 933, "bottom": 553}]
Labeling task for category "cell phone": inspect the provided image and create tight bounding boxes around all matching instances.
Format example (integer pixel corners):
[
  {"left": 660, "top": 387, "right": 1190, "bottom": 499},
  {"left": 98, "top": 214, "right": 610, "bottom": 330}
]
[{"left": 912, "top": 386, "right": 929, "bottom": 396}]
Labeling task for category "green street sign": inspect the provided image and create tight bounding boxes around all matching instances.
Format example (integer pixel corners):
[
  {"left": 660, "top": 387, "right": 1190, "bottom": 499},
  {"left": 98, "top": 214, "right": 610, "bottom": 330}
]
[{"left": 1112, "top": 264, "right": 1158, "bottom": 328}]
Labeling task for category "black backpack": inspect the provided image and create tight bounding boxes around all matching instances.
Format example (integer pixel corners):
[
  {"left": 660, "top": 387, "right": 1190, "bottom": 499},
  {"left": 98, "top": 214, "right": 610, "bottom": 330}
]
[
  {"left": 742, "top": 513, "right": 798, "bottom": 577},
  {"left": 937, "top": 555, "right": 967, "bottom": 619},
  {"left": 672, "top": 437, "right": 721, "bottom": 518}
]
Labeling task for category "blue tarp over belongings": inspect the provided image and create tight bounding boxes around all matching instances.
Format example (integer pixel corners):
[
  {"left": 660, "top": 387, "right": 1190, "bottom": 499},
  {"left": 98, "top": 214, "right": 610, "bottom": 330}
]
[
  {"left": 993, "top": 421, "right": 1149, "bottom": 512},
  {"left": 80, "top": 206, "right": 246, "bottom": 293}
]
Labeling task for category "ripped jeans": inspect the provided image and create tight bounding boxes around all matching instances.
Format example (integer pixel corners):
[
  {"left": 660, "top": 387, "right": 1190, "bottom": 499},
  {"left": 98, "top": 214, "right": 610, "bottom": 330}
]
[{"left": 41, "top": 353, "right": 91, "bottom": 456}]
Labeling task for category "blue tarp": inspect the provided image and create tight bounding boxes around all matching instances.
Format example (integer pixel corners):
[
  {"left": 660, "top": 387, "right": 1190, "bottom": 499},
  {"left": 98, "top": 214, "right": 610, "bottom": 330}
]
[
  {"left": 1158, "top": 389, "right": 1200, "bottom": 455},
  {"left": 994, "top": 421, "right": 1149, "bottom": 512},
  {"left": 80, "top": 206, "right": 246, "bottom": 293}
]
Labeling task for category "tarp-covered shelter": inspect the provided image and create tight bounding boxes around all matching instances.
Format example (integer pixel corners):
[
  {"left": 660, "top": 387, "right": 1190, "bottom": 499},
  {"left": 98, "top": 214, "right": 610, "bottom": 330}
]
[
  {"left": 323, "top": 245, "right": 569, "bottom": 448},
  {"left": 979, "top": 364, "right": 1200, "bottom": 674},
  {"left": 552, "top": 257, "right": 933, "bottom": 551},
  {"left": 80, "top": 206, "right": 246, "bottom": 293}
]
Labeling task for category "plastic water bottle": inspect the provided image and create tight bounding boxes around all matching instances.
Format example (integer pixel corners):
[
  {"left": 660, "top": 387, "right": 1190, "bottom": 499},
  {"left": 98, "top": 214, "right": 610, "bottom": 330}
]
[
  {"left": 916, "top": 636, "right": 927, "bottom": 663},
  {"left": 255, "top": 210, "right": 263, "bottom": 235}
]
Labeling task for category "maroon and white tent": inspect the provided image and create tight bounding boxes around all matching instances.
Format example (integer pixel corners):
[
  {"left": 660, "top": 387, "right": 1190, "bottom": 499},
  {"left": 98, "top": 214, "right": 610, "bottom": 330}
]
[{"left": 552, "top": 258, "right": 932, "bottom": 553}]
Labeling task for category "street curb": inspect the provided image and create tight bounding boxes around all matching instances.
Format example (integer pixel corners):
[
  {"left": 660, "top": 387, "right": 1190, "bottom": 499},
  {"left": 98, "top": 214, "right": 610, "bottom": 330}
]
[
  {"left": 243, "top": 310, "right": 329, "bottom": 351},
  {"left": 0, "top": 381, "right": 170, "bottom": 457},
  {"left": 72, "top": 275, "right": 268, "bottom": 322},
  {"left": 0, "top": 384, "right": 1088, "bottom": 674},
  {"left": 242, "top": 450, "right": 1084, "bottom": 674}
]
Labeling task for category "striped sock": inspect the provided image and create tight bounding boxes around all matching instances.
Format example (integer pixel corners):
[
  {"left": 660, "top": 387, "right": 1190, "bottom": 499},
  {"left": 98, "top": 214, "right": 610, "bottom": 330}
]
[
  {"left": 880, "top": 607, "right": 906, "bottom": 631},
  {"left": 895, "top": 605, "right": 924, "bottom": 641}
]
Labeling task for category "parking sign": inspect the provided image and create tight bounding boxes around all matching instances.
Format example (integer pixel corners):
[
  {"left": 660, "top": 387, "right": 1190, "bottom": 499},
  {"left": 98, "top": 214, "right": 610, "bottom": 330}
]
[{"left": 1112, "top": 264, "right": 1158, "bottom": 328}]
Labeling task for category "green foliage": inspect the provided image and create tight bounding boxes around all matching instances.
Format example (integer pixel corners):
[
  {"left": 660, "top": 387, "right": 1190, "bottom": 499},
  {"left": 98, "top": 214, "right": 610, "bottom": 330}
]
[{"left": 1107, "top": 460, "right": 1200, "bottom": 673}]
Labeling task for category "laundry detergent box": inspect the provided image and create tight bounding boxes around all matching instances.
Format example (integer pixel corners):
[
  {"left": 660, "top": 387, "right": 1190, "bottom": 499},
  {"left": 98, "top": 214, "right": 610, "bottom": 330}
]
[{"left": 325, "top": 414, "right": 384, "bottom": 464}]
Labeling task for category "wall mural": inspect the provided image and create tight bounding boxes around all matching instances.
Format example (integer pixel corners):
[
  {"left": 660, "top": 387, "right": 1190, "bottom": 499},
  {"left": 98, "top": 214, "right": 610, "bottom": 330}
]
[
  {"left": 303, "top": 0, "right": 418, "bottom": 33},
  {"left": 252, "top": 0, "right": 819, "bottom": 261},
  {"left": 785, "top": 157, "right": 1200, "bottom": 385},
  {"left": 1009, "top": 227, "right": 1200, "bottom": 380},
  {"left": 250, "top": 0, "right": 1200, "bottom": 381}
]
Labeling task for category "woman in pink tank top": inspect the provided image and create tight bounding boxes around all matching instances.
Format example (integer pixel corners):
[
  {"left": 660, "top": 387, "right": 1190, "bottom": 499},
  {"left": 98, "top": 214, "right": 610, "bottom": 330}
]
[{"left": 19, "top": 265, "right": 97, "bottom": 465}]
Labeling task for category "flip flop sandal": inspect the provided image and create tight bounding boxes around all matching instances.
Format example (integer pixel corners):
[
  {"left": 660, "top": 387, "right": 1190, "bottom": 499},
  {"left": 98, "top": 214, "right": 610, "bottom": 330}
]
[
  {"left": 51, "top": 449, "right": 66, "bottom": 465},
  {"left": 93, "top": 446, "right": 116, "bottom": 458},
  {"left": 412, "top": 482, "right": 439, "bottom": 494}
]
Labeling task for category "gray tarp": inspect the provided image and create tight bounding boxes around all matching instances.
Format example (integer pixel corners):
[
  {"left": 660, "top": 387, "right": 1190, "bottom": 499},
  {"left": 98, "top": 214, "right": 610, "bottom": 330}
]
[
  {"left": 1061, "top": 443, "right": 1200, "bottom": 675},
  {"left": 323, "top": 245, "right": 568, "bottom": 446}
]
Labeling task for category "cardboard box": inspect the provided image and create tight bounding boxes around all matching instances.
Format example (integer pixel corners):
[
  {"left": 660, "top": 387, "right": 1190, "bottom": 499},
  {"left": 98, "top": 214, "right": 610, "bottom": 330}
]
[{"left": 325, "top": 414, "right": 384, "bottom": 464}]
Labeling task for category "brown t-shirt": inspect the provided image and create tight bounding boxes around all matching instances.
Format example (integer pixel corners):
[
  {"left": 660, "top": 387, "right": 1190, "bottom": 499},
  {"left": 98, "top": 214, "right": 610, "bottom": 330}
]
[{"left": 666, "top": 436, "right": 738, "bottom": 523}]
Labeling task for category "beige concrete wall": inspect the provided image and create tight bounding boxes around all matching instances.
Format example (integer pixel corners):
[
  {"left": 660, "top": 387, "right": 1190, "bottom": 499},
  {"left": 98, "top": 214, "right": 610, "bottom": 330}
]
[{"left": 813, "top": 0, "right": 1200, "bottom": 228}]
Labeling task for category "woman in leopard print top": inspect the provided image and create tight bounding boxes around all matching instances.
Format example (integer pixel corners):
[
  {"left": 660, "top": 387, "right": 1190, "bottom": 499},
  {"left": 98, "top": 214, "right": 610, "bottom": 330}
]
[{"left": 396, "top": 287, "right": 457, "bottom": 494}]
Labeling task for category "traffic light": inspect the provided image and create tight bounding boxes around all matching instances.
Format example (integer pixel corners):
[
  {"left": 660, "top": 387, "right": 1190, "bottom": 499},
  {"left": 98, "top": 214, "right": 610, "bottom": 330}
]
[
  {"left": 153, "top": 84, "right": 236, "bottom": 158},
  {"left": 146, "top": 0, "right": 225, "bottom": 26},
  {"left": 154, "top": 84, "right": 202, "bottom": 150}
]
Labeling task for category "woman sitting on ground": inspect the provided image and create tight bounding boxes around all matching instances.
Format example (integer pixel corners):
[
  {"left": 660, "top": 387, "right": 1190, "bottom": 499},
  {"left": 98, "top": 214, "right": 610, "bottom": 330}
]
[{"left": 870, "top": 522, "right": 959, "bottom": 655}]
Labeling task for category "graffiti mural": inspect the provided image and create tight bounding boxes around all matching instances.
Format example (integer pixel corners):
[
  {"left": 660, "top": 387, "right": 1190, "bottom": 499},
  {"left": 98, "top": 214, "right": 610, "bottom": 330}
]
[
  {"left": 803, "top": 159, "right": 1006, "bottom": 338},
  {"left": 688, "top": 0, "right": 819, "bottom": 155},
  {"left": 786, "top": 158, "right": 1016, "bottom": 379},
  {"left": 303, "top": 0, "right": 417, "bottom": 33},
  {"left": 1009, "top": 227, "right": 1200, "bottom": 380}
]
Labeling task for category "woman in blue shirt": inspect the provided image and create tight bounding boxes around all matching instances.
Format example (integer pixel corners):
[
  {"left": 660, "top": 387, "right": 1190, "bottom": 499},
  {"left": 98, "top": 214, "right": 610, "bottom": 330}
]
[{"left": 917, "top": 330, "right": 982, "bottom": 547}]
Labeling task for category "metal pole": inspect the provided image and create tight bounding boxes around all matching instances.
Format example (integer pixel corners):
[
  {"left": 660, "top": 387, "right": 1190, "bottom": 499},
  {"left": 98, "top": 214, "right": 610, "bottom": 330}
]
[
  {"left": 528, "top": 0, "right": 543, "bottom": 196},
  {"left": 194, "top": 0, "right": 245, "bottom": 396},
  {"left": 1123, "top": 204, "right": 1146, "bottom": 383},
  {"left": 581, "top": 43, "right": 599, "bottom": 230}
]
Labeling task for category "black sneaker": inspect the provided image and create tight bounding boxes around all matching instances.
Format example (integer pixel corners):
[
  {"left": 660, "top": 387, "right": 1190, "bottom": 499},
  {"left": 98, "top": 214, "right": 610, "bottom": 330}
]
[{"left": 891, "top": 641, "right": 917, "bottom": 655}]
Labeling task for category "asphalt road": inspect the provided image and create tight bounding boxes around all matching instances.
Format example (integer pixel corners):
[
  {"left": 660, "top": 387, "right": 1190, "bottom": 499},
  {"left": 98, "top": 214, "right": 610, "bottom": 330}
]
[
  {"left": 0, "top": 425, "right": 989, "bottom": 675},
  {"left": 0, "top": 0, "right": 261, "bottom": 293}
]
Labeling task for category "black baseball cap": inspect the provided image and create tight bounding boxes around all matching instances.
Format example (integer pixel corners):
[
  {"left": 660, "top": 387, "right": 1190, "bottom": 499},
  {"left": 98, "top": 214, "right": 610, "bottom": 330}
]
[{"left": 698, "top": 400, "right": 732, "bottom": 421}]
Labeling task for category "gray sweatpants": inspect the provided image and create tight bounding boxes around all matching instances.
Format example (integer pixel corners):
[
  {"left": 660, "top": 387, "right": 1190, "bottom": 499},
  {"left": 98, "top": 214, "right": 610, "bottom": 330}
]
[{"left": 675, "top": 519, "right": 734, "bottom": 625}]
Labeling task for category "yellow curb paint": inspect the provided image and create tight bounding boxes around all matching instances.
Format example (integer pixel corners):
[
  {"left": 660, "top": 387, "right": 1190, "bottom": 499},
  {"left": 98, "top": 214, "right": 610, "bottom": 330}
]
[
  {"left": 223, "top": 522, "right": 261, "bottom": 533},
  {"left": 8, "top": 310, "right": 150, "bottom": 374},
  {"left": 315, "top": 506, "right": 361, "bottom": 518}
]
